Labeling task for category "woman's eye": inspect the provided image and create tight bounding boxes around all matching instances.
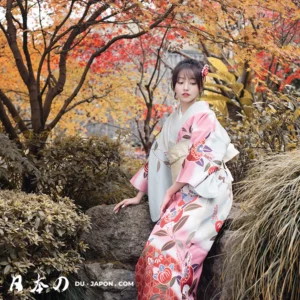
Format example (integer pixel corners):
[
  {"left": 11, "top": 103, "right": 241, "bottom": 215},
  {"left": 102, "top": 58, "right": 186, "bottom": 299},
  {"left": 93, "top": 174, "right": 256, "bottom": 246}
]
[
  {"left": 177, "top": 81, "right": 184, "bottom": 84},
  {"left": 190, "top": 82, "right": 197, "bottom": 85}
]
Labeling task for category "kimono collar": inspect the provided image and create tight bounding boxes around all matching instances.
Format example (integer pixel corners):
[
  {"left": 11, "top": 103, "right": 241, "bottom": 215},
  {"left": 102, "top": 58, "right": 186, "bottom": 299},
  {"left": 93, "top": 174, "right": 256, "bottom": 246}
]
[
  {"left": 177, "top": 101, "right": 210, "bottom": 120},
  {"left": 176, "top": 101, "right": 210, "bottom": 132}
]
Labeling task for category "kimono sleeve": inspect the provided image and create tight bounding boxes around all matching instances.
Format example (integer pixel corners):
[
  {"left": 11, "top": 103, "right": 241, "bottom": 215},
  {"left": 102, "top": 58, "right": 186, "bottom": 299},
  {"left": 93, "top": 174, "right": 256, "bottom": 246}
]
[
  {"left": 176, "top": 111, "right": 231, "bottom": 198},
  {"left": 130, "top": 161, "right": 148, "bottom": 193}
]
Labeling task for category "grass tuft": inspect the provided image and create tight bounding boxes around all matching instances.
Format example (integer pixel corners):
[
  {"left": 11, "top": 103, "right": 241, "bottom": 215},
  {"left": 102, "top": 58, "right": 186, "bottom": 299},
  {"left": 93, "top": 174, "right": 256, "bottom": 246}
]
[{"left": 224, "top": 150, "right": 300, "bottom": 300}]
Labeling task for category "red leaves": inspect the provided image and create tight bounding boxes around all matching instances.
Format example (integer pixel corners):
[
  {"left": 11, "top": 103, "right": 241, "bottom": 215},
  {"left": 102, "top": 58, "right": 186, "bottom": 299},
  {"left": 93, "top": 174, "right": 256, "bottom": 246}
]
[{"left": 141, "top": 104, "right": 173, "bottom": 120}]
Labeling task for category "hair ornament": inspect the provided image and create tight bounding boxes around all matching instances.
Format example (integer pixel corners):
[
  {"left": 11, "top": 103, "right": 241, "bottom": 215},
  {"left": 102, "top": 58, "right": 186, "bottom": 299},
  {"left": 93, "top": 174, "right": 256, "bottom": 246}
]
[{"left": 201, "top": 64, "right": 209, "bottom": 78}]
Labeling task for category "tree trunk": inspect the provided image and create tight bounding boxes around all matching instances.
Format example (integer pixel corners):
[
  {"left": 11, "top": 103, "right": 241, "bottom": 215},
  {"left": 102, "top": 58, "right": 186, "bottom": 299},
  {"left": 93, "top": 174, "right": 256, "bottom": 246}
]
[{"left": 21, "top": 131, "right": 49, "bottom": 192}]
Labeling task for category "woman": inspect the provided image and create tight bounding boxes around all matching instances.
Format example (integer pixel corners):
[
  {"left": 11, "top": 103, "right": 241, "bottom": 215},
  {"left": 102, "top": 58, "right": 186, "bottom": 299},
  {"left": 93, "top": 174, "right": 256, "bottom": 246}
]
[{"left": 114, "top": 59, "right": 239, "bottom": 299}]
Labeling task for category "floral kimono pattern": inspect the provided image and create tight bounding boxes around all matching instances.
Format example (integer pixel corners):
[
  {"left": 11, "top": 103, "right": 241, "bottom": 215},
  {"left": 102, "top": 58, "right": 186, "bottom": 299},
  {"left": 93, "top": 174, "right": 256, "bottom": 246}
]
[{"left": 131, "top": 101, "right": 238, "bottom": 299}]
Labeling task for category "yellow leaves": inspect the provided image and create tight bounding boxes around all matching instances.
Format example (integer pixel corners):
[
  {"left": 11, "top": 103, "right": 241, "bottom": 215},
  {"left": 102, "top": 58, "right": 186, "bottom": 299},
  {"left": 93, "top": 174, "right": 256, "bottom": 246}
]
[
  {"left": 205, "top": 57, "right": 253, "bottom": 116},
  {"left": 240, "top": 97, "right": 253, "bottom": 117},
  {"left": 207, "top": 57, "right": 228, "bottom": 73},
  {"left": 201, "top": 94, "right": 230, "bottom": 103},
  {"left": 201, "top": 93, "right": 230, "bottom": 116},
  {"left": 240, "top": 96, "right": 252, "bottom": 106},
  {"left": 218, "top": 71, "right": 236, "bottom": 84},
  {"left": 207, "top": 71, "right": 236, "bottom": 84},
  {"left": 204, "top": 82, "right": 232, "bottom": 93},
  {"left": 207, "top": 72, "right": 227, "bottom": 83},
  {"left": 230, "top": 82, "right": 244, "bottom": 97}
]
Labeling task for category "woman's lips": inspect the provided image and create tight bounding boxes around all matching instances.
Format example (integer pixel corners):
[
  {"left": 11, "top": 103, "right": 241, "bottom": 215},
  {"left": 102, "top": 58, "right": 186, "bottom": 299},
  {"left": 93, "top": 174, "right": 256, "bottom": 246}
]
[{"left": 182, "top": 93, "right": 190, "bottom": 96}]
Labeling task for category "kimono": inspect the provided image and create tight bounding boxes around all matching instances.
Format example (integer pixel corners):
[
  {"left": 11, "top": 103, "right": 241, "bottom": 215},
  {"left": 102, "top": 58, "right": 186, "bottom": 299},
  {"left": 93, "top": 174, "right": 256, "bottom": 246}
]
[{"left": 131, "top": 101, "right": 239, "bottom": 300}]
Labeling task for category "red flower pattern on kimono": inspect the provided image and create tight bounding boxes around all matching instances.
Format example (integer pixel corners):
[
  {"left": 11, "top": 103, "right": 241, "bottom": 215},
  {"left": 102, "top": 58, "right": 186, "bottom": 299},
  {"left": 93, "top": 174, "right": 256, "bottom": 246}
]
[
  {"left": 153, "top": 254, "right": 165, "bottom": 267},
  {"left": 180, "top": 265, "right": 194, "bottom": 292},
  {"left": 158, "top": 266, "right": 173, "bottom": 284},
  {"left": 208, "top": 165, "right": 219, "bottom": 174},
  {"left": 152, "top": 262, "right": 175, "bottom": 284},
  {"left": 160, "top": 207, "right": 183, "bottom": 228},
  {"left": 215, "top": 220, "right": 224, "bottom": 233},
  {"left": 186, "top": 136, "right": 214, "bottom": 168}
]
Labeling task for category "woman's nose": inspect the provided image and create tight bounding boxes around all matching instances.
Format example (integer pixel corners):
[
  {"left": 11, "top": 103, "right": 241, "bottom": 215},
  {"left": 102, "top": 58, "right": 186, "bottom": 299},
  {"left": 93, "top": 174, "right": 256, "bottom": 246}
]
[{"left": 183, "top": 81, "right": 189, "bottom": 89}]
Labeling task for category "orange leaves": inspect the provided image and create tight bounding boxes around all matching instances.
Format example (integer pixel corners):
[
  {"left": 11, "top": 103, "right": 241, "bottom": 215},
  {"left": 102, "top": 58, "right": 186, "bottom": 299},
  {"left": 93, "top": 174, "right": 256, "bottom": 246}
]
[{"left": 0, "top": 0, "right": 182, "bottom": 140}]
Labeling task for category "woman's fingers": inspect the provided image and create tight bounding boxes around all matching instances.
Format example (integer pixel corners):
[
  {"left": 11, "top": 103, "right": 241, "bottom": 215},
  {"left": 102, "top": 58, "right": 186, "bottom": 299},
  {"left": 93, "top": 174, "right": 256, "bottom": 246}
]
[
  {"left": 160, "top": 194, "right": 173, "bottom": 218},
  {"left": 113, "top": 199, "right": 131, "bottom": 213},
  {"left": 160, "top": 206, "right": 166, "bottom": 218},
  {"left": 159, "top": 208, "right": 164, "bottom": 218},
  {"left": 113, "top": 197, "right": 140, "bottom": 214},
  {"left": 113, "top": 200, "right": 125, "bottom": 213},
  {"left": 160, "top": 200, "right": 168, "bottom": 218}
]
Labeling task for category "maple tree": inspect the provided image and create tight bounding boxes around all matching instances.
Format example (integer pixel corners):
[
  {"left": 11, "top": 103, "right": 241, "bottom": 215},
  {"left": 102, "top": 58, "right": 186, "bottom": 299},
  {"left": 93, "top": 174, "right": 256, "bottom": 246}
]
[
  {"left": 0, "top": 0, "right": 184, "bottom": 190},
  {"left": 81, "top": 0, "right": 300, "bottom": 153},
  {"left": 0, "top": 1, "right": 180, "bottom": 149},
  {"left": 187, "top": 2, "right": 299, "bottom": 107},
  {"left": 160, "top": 0, "right": 300, "bottom": 118},
  {"left": 65, "top": 23, "right": 185, "bottom": 154}
]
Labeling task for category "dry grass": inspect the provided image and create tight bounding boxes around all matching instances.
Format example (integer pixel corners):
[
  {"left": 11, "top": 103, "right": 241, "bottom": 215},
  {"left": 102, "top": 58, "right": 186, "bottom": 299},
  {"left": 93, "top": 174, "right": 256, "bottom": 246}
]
[{"left": 224, "top": 150, "right": 300, "bottom": 300}]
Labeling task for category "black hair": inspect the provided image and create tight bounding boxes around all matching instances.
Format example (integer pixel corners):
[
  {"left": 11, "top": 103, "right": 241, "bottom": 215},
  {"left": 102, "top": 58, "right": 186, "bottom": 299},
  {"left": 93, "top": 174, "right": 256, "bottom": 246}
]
[{"left": 171, "top": 58, "right": 206, "bottom": 92}]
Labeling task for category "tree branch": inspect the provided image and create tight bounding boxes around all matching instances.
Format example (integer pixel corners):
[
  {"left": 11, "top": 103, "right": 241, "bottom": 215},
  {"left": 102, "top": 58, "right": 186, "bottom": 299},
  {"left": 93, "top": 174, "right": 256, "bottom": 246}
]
[
  {"left": 43, "top": 2, "right": 114, "bottom": 123},
  {"left": 0, "top": 89, "right": 28, "bottom": 135},
  {"left": 135, "top": 118, "right": 147, "bottom": 151},
  {"left": 65, "top": 91, "right": 110, "bottom": 113},
  {"left": 0, "top": 98, "right": 20, "bottom": 143},
  {"left": 147, "top": 20, "right": 172, "bottom": 88},
  {"left": 47, "top": 3, "right": 178, "bottom": 131},
  {"left": 36, "top": 0, "right": 77, "bottom": 94},
  {"left": 5, "top": 0, "right": 29, "bottom": 86}
]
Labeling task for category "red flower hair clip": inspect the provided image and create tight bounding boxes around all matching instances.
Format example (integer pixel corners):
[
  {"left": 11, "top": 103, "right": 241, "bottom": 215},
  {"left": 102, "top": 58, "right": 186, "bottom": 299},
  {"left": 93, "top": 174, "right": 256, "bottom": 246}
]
[{"left": 201, "top": 64, "right": 209, "bottom": 78}]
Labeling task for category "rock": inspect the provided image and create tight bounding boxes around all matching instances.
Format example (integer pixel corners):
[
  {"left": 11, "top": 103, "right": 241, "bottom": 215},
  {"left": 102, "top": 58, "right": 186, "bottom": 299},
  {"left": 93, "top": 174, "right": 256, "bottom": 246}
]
[
  {"left": 223, "top": 202, "right": 242, "bottom": 229},
  {"left": 197, "top": 230, "right": 235, "bottom": 300},
  {"left": 81, "top": 202, "right": 154, "bottom": 264},
  {"left": 77, "top": 263, "right": 137, "bottom": 300},
  {"left": 76, "top": 202, "right": 153, "bottom": 299}
]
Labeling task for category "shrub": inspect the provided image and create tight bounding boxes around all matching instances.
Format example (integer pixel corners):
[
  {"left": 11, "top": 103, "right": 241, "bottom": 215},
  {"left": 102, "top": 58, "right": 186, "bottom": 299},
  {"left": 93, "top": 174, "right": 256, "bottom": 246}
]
[
  {"left": 224, "top": 150, "right": 300, "bottom": 300},
  {"left": 0, "top": 190, "right": 90, "bottom": 299},
  {"left": 224, "top": 95, "right": 300, "bottom": 182},
  {"left": 0, "top": 134, "right": 39, "bottom": 190},
  {"left": 36, "top": 135, "right": 135, "bottom": 210}
]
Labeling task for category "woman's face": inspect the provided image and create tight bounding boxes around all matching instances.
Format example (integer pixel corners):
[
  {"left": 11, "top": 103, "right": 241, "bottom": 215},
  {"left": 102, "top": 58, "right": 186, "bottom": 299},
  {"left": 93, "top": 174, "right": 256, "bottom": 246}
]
[{"left": 174, "top": 69, "right": 200, "bottom": 105}]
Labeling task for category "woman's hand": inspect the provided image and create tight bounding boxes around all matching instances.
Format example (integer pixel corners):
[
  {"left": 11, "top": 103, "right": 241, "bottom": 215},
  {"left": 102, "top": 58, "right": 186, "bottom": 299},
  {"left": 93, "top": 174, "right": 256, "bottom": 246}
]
[
  {"left": 159, "top": 182, "right": 186, "bottom": 218},
  {"left": 113, "top": 196, "right": 142, "bottom": 214},
  {"left": 160, "top": 190, "right": 175, "bottom": 219}
]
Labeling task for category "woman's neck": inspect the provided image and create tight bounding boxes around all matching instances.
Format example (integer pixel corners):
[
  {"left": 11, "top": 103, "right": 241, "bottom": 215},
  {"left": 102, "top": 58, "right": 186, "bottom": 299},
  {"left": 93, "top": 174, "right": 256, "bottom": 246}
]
[{"left": 180, "top": 100, "right": 196, "bottom": 115}]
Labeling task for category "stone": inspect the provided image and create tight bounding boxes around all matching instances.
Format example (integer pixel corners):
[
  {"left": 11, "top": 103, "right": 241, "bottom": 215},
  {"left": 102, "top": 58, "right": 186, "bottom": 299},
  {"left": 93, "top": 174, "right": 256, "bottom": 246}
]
[
  {"left": 76, "top": 202, "right": 153, "bottom": 299},
  {"left": 81, "top": 202, "right": 154, "bottom": 265},
  {"left": 223, "top": 202, "right": 242, "bottom": 229},
  {"left": 77, "top": 262, "right": 137, "bottom": 300},
  {"left": 197, "top": 230, "right": 235, "bottom": 300}
]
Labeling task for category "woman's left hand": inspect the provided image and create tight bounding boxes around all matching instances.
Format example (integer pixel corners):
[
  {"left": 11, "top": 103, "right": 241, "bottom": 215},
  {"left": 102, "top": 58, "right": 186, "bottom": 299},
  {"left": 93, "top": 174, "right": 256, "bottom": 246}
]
[{"left": 160, "top": 190, "right": 175, "bottom": 218}]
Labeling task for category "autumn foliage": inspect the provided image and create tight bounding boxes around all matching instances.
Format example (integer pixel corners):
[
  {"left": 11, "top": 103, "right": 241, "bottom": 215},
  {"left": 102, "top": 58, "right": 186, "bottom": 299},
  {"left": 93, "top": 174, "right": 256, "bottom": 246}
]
[
  {"left": 0, "top": 1, "right": 180, "bottom": 148},
  {"left": 0, "top": 0, "right": 299, "bottom": 182}
]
